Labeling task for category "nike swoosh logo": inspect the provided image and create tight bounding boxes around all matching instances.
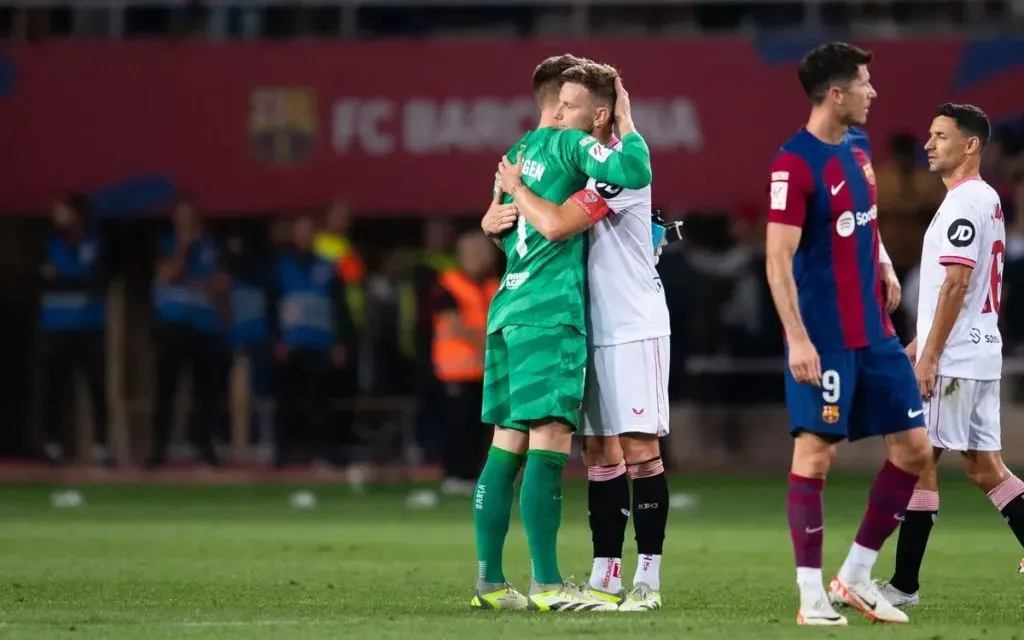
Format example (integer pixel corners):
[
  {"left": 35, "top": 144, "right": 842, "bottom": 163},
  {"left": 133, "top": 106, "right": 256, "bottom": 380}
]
[
  {"left": 805, "top": 525, "right": 824, "bottom": 534},
  {"left": 807, "top": 615, "right": 843, "bottom": 622},
  {"left": 861, "top": 597, "right": 877, "bottom": 611},
  {"left": 908, "top": 409, "right": 924, "bottom": 418},
  {"left": 830, "top": 181, "right": 845, "bottom": 196}
]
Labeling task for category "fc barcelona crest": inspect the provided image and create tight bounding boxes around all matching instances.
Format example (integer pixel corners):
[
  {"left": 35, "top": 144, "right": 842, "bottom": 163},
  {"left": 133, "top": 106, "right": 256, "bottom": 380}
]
[
  {"left": 861, "top": 161, "right": 876, "bottom": 186},
  {"left": 249, "top": 87, "right": 318, "bottom": 165},
  {"left": 822, "top": 404, "right": 840, "bottom": 424}
]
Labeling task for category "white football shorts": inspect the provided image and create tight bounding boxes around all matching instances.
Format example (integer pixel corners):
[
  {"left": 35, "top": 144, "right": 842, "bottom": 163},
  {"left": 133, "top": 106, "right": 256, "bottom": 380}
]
[
  {"left": 925, "top": 375, "right": 1001, "bottom": 452},
  {"left": 581, "top": 336, "right": 670, "bottom": 437}
]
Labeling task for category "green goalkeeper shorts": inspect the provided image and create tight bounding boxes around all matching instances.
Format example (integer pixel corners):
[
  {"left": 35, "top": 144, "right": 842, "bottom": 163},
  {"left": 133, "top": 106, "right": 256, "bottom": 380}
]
[{"left": 481, "top": 324, "right": 587, "bottom": 432}]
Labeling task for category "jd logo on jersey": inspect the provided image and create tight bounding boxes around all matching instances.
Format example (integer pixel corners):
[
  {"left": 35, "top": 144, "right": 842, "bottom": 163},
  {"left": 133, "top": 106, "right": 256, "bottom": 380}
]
[
  {"left": 947, "top": 218, "right": 976, "bottom": 247},
  {"left": 595, "top": 182, "right": 623, "bottom": 199},
  {"left": 249, "top": 87, "right": 318, "bottom": 165}
]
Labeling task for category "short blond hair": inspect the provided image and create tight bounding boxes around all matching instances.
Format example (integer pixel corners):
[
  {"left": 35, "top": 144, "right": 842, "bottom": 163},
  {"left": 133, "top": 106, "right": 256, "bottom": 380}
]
[{"left": 560, "top": 63, "right": 619, "bottom": 108}]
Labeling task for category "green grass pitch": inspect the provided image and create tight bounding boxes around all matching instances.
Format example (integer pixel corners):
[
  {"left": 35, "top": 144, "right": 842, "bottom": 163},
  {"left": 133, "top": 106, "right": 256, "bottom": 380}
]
[{"left": 0, "top": 474, "right": 1021, "bottom": 639}]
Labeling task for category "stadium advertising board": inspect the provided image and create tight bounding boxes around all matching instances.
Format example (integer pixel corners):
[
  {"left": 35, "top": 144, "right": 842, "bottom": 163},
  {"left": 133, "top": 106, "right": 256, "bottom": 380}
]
[{"left": 0, "top": 38, "right": 1021, "bottom": 215}]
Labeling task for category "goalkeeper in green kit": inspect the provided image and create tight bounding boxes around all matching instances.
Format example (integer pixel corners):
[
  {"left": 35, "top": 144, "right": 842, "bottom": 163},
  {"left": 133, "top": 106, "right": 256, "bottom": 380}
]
[{"left": 469, "top": 58, "right": 652, "bottom": 612}]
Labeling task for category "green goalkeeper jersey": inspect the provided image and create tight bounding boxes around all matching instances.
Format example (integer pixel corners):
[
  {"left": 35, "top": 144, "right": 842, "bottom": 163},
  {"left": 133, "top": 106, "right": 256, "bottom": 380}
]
[{"left": 487, "top": 126, "right": 652, "bottom": 333}]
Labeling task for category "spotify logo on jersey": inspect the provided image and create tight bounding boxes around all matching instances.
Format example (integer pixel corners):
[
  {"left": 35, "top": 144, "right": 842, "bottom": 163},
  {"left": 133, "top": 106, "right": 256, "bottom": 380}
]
[
  {"left": 835, "top": 211, "right": 856, "bottom": 237},
  {"left": 835, "top": 206, "right": 878, "bottom": 238}
]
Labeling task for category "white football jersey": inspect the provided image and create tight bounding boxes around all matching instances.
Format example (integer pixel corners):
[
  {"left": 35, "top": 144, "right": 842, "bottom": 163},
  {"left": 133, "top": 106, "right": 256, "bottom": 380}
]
[
  {"left": 916, "top": 177, "right": 1005, "bottom": 381},
  {"left": 585, "top": 141, "right": 671, "bottom": 347}
]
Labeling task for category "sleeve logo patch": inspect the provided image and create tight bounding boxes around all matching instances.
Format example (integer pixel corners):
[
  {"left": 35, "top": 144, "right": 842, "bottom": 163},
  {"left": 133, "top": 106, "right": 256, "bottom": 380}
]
[
  {"left": 589, "top": 144, "right": 612, "bottom": 163},
  {"left": 769, "top": 181, "right": 788, "bottom": 211},
  {"left": 946, "top": 218, "right": 976, "bottom": 247}
]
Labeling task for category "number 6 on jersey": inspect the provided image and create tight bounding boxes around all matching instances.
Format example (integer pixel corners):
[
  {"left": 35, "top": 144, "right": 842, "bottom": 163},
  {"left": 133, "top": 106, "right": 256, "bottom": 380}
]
[{"left": 981, "top": 239, "right": 1004, "bottom": 314}]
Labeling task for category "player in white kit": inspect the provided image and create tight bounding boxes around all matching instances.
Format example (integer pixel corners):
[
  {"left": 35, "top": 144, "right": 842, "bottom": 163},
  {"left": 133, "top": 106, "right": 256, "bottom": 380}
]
[
  {"left": 575, "top": 162, "right": 672, "bottom": 613},
  {"left": 487, "top": 63, "right": 671, "bottom": 612},
  {"left": 875, "top": 104, "right": 1024, "bottom": 605}
]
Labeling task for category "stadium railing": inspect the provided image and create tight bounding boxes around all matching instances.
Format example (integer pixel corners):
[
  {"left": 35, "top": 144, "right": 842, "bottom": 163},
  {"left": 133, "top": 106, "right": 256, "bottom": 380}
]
[
  {"left": 40, "top": 273, "right": 1024, "bottom": 472},
  {"left": 56, "top": 291, "right": 1024, "bottom": 472},
  {"left": 686, "top": 355, "right": 1024, "bottom": 376},
  {"left": 673, "top": 354, "right": 1024, "bottom": 472}
]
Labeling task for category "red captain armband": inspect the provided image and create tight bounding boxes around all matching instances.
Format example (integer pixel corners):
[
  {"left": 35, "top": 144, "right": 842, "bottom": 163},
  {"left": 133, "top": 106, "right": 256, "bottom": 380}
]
[{"left": 569, "top": 189, "right": 611, "bottom": 223}]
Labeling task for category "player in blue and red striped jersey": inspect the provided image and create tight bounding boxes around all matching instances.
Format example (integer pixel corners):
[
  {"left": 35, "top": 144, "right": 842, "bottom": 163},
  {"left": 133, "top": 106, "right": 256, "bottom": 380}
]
[{"left": 764, "top": 42, "right": 933, "bottom": 626}]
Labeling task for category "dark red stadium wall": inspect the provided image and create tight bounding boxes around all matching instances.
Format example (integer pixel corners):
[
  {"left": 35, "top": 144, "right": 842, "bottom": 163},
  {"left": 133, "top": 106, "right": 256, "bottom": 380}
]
[{"left": 1, "top": 39, "right": 1022, "bottom": 216}]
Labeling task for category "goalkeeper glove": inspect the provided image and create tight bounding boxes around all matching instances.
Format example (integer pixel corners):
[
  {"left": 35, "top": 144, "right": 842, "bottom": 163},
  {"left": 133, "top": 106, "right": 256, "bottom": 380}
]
[{"left": 651, "top": 210, "right": 683, "bottom": 266}]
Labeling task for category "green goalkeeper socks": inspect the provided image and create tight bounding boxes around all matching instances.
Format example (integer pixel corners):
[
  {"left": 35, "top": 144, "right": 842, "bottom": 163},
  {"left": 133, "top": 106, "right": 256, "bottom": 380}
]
[
  {"left": 519, "top": 449, "right": 569, "bottom": 585},
  {"left": 473, "top": 446, "right": 525, "bottom": 584}
]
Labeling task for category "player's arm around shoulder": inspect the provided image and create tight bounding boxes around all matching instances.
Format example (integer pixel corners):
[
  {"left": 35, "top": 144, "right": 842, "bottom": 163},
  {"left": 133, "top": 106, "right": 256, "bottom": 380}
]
[
  {"left": 497, "top": 149, "right": 609, "bottom": 242},
  {"left": 554, "top": 127, "right": 652, "bottom": 190}
]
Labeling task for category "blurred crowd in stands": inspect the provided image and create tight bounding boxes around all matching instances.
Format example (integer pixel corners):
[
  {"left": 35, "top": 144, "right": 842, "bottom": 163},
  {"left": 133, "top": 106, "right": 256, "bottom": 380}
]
[
  {"left": 25, "top": 125, "right": 1024, "bottom": 472},
  {"left": 8, "top": 0, "right": 1024, "bottom": 472}
]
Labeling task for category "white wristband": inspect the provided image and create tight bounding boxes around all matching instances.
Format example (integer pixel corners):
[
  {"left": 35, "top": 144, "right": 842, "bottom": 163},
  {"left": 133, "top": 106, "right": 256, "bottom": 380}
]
[{"left": 879, "top": 242, "right": 892, "bottom": 266}]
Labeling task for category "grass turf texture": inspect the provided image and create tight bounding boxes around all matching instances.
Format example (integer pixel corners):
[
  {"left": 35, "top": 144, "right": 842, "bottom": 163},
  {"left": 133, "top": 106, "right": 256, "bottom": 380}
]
[{"left": 0, "top": 474, "right": 1021, "bottom": 639}]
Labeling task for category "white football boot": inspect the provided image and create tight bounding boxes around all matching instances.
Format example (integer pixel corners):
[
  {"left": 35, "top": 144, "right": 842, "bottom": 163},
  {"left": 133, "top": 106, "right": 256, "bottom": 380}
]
[
  {"left": 796, "top": 590, "right": 848, "bottom": 626},
  {"left": 828, "top": 575, "right": 909, "bottom": 623},
  {"left": 618, "top": 583, "right": 661, "bottom": 612},
  {"left": 830, "top": 579, "right": 919, "bottom": 608}
]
